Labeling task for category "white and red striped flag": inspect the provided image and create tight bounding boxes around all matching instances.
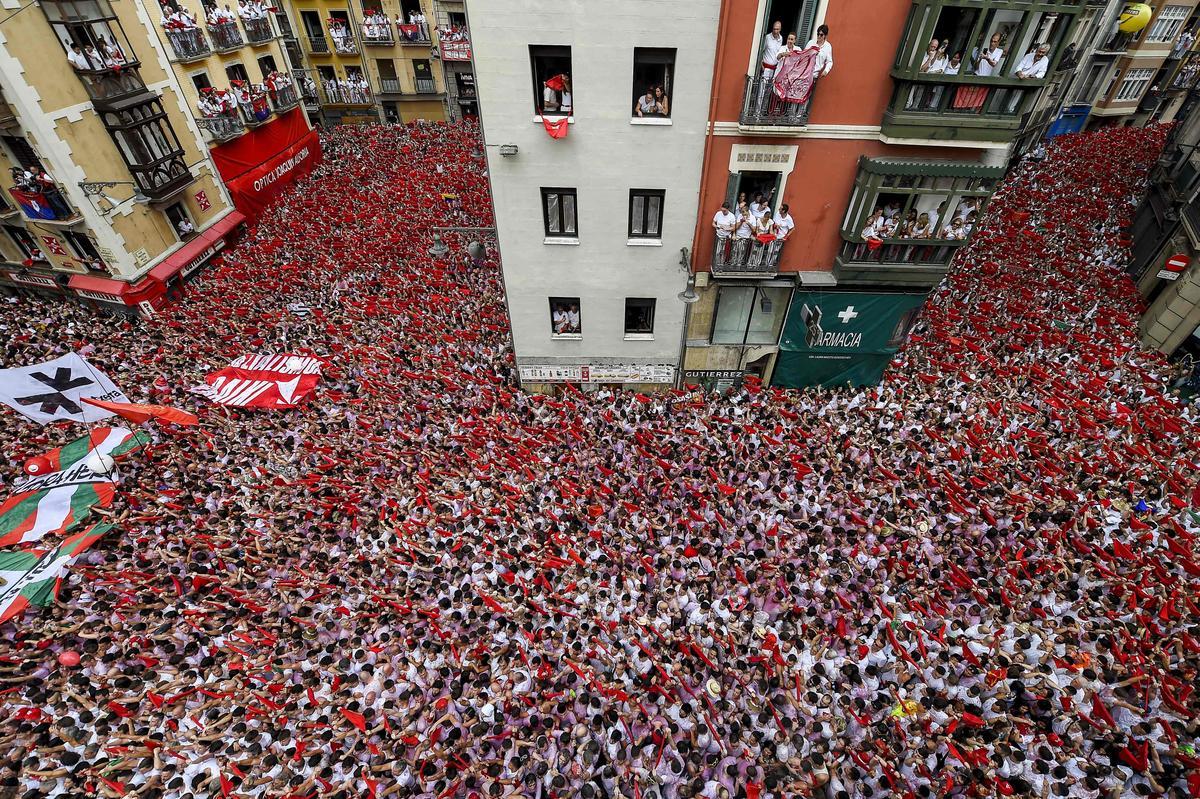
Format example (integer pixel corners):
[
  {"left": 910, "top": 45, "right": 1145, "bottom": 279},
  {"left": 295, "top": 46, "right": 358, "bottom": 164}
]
[{"left": 192, "top": 354, "right": 324, "bottom": 409}]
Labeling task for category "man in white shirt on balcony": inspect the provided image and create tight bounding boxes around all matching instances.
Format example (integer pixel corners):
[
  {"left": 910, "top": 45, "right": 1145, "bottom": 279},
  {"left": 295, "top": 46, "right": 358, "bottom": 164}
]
[
  {"left": 806, "top": 25, "right": 834, "bottom": 78},
  {"left": 973, "top": 33, "right": 1004, "bottom": 76},
  {"left": 774, "top": 204, "right": 795, "bottom": 241},
  {"left": 712, "top": 202, "right": 736, "bottom": 239},
  {"left": 1013, "top": 43, "right": 1050, "bottom": 79},
  {"left": 66, "top": 43, "right": 93, "bottom": 71},
  {"left": 760, "top": 20, "right": 784, "bottom": 80}
]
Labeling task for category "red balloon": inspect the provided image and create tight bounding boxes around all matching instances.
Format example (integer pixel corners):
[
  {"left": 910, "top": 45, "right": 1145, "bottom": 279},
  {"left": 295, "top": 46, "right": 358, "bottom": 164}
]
[
  {"left": 24, "top": 456, "right": 53, "bottom": 476},
  {"left": 57, "top": 651, "right": 81, "bottom": 667}
]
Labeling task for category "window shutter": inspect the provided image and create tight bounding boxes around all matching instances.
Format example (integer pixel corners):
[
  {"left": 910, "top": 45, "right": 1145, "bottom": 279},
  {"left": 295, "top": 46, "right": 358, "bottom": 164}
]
[
  {"left": 796, "top": 0, "right": 819, "bottom": 43},
  {"left": 725, "top": 171, "right": 739, "bottom": 209}
]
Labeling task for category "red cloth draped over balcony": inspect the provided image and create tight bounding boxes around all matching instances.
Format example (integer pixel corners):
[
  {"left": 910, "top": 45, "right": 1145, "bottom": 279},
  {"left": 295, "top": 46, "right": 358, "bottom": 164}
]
[{"left": 210, "top": 108, "right": 321, "bottom": 220}]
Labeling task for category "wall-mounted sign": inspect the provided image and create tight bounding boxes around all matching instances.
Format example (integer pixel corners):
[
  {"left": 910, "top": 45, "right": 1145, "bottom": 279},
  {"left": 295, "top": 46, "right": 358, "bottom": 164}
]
[
  {"left": 520, "top": 364, "right": 676, "bottom": 384},
  {"left": 1158, "top": 253, "right": 1190, "bottom": 281}
]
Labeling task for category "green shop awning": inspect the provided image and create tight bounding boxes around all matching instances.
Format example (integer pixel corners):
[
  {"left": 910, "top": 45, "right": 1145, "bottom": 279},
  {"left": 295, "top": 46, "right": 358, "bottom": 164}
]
[{"left": 859, "top": 156, "right": 1006, "bottom": 179}]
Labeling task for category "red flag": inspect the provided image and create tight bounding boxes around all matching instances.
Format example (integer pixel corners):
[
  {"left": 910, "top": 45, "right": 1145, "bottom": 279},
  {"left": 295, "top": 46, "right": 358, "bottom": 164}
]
[
  {"left": 542, "top": 116, "right": 569, "bottom": 139},
  {"left": 82, "top": 397, "right": 199, "bottom": 426},
  {"left": 340, "top": 707, "right": 367, "bottom": 731}
]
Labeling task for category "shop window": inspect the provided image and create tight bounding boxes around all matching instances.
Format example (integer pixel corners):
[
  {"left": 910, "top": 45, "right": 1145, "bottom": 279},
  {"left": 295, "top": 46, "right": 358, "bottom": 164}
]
[
  {"left": 550, "top": 297, "right": 581, "bottom": 336},
  {"left": 629, "top": 189, "right": 664, "bottom": 239},
  {"left": 624, "top": 298, "right": 656, "bottom": 336},
  {"left": 712, "top": 285, "right": 790, "bottom": 346},
  {"left": 631, "top": 48, "right": 674, "bottom": 118},
  {"left": 530, "top": 45, "right": 571, "bottom": 116},
  {"left": 541, "top": 187, "right": 577, "bottom": 239}
]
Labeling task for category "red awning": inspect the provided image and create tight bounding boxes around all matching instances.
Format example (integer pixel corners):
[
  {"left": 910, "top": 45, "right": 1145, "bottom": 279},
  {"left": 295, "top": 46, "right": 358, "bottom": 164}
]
[
  {"left": 148, "top": 210, "right": 246, "bottom": 283},
  {"left": 68, "top": 273, "right": 129, "bottom": 297}
]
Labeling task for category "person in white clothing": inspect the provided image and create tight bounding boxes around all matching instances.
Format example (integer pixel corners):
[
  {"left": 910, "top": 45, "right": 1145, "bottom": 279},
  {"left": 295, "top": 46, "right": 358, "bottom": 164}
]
[
  {"left": 1013, "top": 43, "right": 1050, "bottom": 79},
  {"left": 806, "top": 25, "right": 833, "bottom": 78},
  {"left": 921, "top": 39, "right": 947, "bottom": 73},
  {"left": 712, "top": 202, "right": 736, "bottom": 239},
  {"left": 559, "top": 77, "right": 572, "bottom": 114},
  {"left": 773, "top": 204, "right": 795, "bottom": 240},
  {"left": 760, "top": 20, "right": 784, "bottom": 80},
  {"left": 974, "top": 32, "right": 1004, "bottom": 76}
]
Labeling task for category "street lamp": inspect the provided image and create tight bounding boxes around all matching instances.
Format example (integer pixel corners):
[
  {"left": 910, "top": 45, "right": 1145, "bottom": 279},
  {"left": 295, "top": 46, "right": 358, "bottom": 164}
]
[
  {"left": 677, "top": 273, "right": 699, "bottom": 304},
  {"left": 428, "top": 234, "right": 450, "bottom": 258}
]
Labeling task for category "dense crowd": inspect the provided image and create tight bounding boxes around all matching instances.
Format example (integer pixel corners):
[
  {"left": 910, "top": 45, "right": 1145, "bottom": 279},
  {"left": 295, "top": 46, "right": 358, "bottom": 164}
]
[{"left": 2, "top": 119, "right": 1199, "bottom": 799}]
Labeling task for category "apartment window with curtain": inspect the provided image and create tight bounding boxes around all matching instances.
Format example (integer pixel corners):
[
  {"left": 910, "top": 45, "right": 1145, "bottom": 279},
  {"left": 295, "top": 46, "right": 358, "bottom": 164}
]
[
  {"left": 1115, "top": 68, "right": 1155, "bottom": 102},
  {"left": 1146, "top": 5, "right": 1189, "bottom": 42},
  {"left": 628, "top": 189, "right": 664, "bottom": 239},
  {"left": 541, "top": 188, "right": 577, "bottom": 239}
]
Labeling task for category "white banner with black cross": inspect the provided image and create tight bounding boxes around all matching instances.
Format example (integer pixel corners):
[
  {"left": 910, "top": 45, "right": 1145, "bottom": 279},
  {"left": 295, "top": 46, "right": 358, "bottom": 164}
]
[{"left": 0, "top": 353, "right": 129, "bottom": 424}]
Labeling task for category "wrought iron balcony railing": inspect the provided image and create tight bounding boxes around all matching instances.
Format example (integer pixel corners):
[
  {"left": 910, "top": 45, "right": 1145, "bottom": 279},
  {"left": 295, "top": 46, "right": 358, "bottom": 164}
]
[
  {"left": 739, "top": 75, "right": 814, "bottom": 127},
  {"left": 710, "top": 235, "right": 784, "bottom": 276},
  {"left": 244, "top": 16, "right": 274, "bottom": 43},
  {"left": 208, "top": 20, "right": 243, "bottom": 49},
  {"left": 165, "top": 27, "right": 210, "bottom": 61}
]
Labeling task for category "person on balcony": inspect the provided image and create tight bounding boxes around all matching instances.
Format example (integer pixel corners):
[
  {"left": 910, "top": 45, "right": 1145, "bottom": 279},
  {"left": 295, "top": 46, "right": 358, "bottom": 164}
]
[
  {"left": 711, "top": 201, "right": 736, "bottom": 264},
  {"left": 101, "top": 35, "right": 126, "bottom": 65},
  {"left": 34, "top": 168, "right": 72, "bottom": 220},
  {"left": 774, "top": 204, "right": 794, "bottom": 241},
  {"left": 66, "top": 42, "right": 103, "bottom": 71},
  {"left": 806, "top": 25, "right": 833, "bottom": 78},
  {"left": 940, "top": 216, "right": 967, "bottom": 240},
  {"left": 760, "top": 20, "right": 784, "bottom": 82},
  {"left": 1013, "top": 43, "right": 1050, "bottom": 80},
  {"left": 920, "top": 39, "right": 948, "bottom": 74},
  {"left": 653, "top": 86, "right": 669, "bottom": 117},
  {"left": 973, "top": 33, "right": 1004, "bottom": 76},
  {"left": 944, "top": 51, "right": 963, "bottom": 76},
  {"left": 911, "top": 212, "right": 935, "bottom": 239},
  {"left": 176, "top": 217, "right": 196, "bottom": 237},
  {"left": 559, "top": 76, "right": 573, "bottom": 115},
  {"left": 329, "top": 19, "right": 353, "bottom": 53}
]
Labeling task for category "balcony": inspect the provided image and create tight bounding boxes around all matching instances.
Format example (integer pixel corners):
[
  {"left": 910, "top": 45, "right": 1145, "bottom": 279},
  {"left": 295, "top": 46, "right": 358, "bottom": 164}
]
[
  {"left": 882, "top": 78, "right": 1033, "bottom": 142},
  {"left": 73, "top": 63, "right": 154, "bottom": 109},
  {"left": 329, "top": 27, "right": 357, "bottom": 54},
  {"left": 244, "top": 16, "right": 274, "bottom": 44},
  {"left": 437, "top": 27, "right": 470, "bottom": 61},
  {"left": 322, "top": 81, "right": 372, "bottom": 105},
  {"left": 415, "top": 77, "right": 437, "bottom": 94},
  {"left": 195, "top": 112, "right": 246, "bottom": 142},
  {"left": 269, "top": 81, "right": 300, "bottom": 111},
  {"left": 130, "top": 156, "right": 193, "bottom": 202},
  {"left": 294, "top": 72, "right": 320, "bottom": 105},
  {"left": 236, "top": 86, "right": 273, "bottom": 126},
  {"left": 0, "top": 97, "right": 16, "bottom": 130},
  {"left": 739, "top": 75, "right": 814, "bottom": 130},
  {"left": 208, "top": 20, "right": 243, "bottom": 50},
  {"left": 362, "top": 17, "right": 393, "bottom": 45},
  {"left": 8, "top": 185, "right": 81, "bottom": 224},
  {"left": 710, "top": 236, "right": 784, "bottom": 278},
  {"left": 307, "top": 35, "right": 329, "bottom": 54},
  {"left": 833, "top": 239, "right": 960, "bottom": 285},
  {"left": 164, "top": 26, "right": 210, "bottom": 61},
  {"left": 1097, "top": 31, "right": 1135, "bottom": 55},
  {"left": 379, "top": 77, "right": 403, "bottom": 94},
  {"left": 396, "top": 20, "right": 430, "bottom": 43}
]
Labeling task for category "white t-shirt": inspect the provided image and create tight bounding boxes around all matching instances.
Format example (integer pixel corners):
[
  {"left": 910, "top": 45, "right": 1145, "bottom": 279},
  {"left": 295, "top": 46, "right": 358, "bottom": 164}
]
[
  {"left": 560, "top": 90, "right": 572, "bottom": 113},
  {"left": 774, "top": 212, "right": 795, "bottom": 238},
  {"left": 712, "top": 210, "right": 736, "bottom": 238},
  {"left": 975, "top": 46, "right": 1004, "bottom": 76},
  {"left": 806, "top": 38, "right": 834, "bottom": 76}
]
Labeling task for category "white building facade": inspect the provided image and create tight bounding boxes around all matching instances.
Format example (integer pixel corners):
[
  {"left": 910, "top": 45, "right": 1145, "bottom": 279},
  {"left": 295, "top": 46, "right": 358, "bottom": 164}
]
[{"left": 469, "top": 0, "right": 720, "bottom": 393}]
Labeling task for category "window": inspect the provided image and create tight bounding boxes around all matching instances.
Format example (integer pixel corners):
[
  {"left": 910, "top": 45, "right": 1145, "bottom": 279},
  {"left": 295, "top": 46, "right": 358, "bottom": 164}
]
[
  {"left": 631, "top": 48, "right": 675, "bottom": 118},
  {"left": 1147, "top": 5, "right": 1189, "bottom": 42},
  {"left": 549, "top": 297, "right": 581, "bottom": 336},
  {"left": 761, "top": 0, "right": 820, "bottom": 47},
  {"left": 840, "top": 158, "right": 1000, "bottom": 247},
  {"left": 63, "top": 229, "right": 100, "bottom": 258},
  {"left": 226, "top": 63, "right": 250, "bottom": 84},
  {"left": 624, "top": 298, "right": 656, "bottom": 336},
  {"left": 164, "top": 202, "right": 195, "bottom": 239},
  {"left": 629, "top": 189, "right": 664, "bottom": 239},
  {"left": 98, "top": 99, "right": 190, "bottom": 198},
  {"left": 191, "top": 72, "right": 211, "bottom": 93},
  {"left": 257, "top": 55, "right": 278, "bottom": 80},
  {"left": 2, "top": 135, "right": 44, "bottom": 171},
  {"left": 711, "top": 285, "right": 790, "bottom": 345},
  {"left": 541, "top": 188, "right": 577, "bottom": 238},
  {"left": 530, "top": 45, "right": 571, "bottom": 116},
  {"left": 5, "top": 225, "right": 40, "bottom": 258},
  {"left": 413, "top": 59, "right": 435, "bottom": 93},
  {"left": 1115, "top": 68, "right": 1155, "bottom": 101}
]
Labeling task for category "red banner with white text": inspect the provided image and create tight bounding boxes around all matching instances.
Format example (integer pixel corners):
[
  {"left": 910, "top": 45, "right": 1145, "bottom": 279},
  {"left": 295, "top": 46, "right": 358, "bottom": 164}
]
[{"left": 210, "top": 109, "right": 321, "bottom": 220}]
